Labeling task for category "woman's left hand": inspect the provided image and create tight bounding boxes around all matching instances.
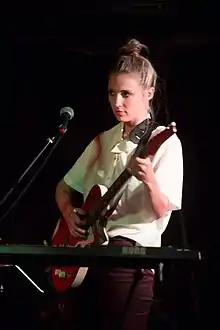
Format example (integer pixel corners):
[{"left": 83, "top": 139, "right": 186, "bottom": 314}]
[{"left": 127, "top": 156, "right": 155, "bottom": 184}]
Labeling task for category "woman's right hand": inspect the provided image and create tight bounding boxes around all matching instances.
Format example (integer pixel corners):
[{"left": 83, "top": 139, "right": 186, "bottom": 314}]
[{"left": 63, "top": 206, "right": 88, "bottom": 237}]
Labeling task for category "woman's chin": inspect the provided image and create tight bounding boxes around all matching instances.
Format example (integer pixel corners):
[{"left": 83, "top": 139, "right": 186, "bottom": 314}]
[{"left": 115, "top": 113, "right": 129, "bottom": 122}]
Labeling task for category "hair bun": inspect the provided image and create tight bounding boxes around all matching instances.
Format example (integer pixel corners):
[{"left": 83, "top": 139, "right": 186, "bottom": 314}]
[{"left": 119, "top": 38, "right": 149, "bottom": 58}]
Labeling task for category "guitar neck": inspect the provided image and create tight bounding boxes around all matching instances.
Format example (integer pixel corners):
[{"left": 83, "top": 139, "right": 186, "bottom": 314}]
[
  {"left": 91, "top": 125, "right": 155, "bottom": 218},
  {"left": 89, "top": 122, "right": 176, "bottom": 222},
  {"left": 92, "top": 168, "right": 132, "bottom": 217}
]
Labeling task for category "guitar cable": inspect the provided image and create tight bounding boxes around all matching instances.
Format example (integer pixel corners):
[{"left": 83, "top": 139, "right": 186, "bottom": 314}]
[{"left": 0, "top": 135, "right": 63, "bottom": 224}]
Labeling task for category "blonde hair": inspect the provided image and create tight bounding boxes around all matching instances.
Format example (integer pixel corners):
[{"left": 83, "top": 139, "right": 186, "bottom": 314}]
[{"left": 111, "top": 38, "right": 157, "bottom": 88}]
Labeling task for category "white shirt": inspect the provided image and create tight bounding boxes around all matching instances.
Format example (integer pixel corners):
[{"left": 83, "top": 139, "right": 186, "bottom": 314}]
[{"left": 64, "top": 122, "right": 183, "bottom": 247}]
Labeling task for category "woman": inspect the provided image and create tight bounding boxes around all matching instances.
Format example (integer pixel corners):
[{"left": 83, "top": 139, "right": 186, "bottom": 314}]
[{"left": 55, "top": 38, "right": 183, "bottom": 330}]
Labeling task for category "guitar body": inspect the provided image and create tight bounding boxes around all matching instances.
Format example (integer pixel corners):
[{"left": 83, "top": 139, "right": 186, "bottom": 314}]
[
  {"left": 51, "top": 184, "right": 108, "bottom": 292},
  {"left": 50, "top": 122, "right": 177, "bottom": 292}
]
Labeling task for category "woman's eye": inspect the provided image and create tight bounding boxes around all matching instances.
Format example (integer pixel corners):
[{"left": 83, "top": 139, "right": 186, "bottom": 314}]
[
  {"left": 108, "top": 90, "right": 131, "bottom": 98},
  {"left": 108, "top": 90, "right": 114, "bottom": 96},
  {"left": 121, "top": 91, "right": 131, "bottom": 98}
]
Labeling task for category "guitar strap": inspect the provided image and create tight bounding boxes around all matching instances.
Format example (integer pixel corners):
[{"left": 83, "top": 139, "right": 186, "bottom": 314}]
[{"left": 132, "top": 119, "right": 158, "bottom": 158}]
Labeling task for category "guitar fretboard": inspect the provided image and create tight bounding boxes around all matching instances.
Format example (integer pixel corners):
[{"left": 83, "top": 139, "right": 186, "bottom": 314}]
[{"left": 92, "top": 168, "right": 132, "bottom": 218}]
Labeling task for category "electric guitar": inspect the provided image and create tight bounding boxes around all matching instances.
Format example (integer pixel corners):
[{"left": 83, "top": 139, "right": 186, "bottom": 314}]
[{"left": 51, "top": 122, "right": 177, "bottom": 292}]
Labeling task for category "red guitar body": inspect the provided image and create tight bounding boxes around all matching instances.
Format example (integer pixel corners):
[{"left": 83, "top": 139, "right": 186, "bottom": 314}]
[
  {"left": 50, "top": 123, "right": 177, "bottom": 292},
  {"left": 51, "top": 184, "right": 108, "bottom": 292}
]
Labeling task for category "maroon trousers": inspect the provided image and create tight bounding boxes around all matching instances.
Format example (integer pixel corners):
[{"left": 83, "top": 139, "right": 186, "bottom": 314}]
[{"left": 67, "top": 237, "right": 155, "bottom": 330}]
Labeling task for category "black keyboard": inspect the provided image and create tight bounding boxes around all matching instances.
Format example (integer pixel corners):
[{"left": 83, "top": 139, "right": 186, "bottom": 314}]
[{"left": 0, "top": 244, "right": 202, "bottom": 268}]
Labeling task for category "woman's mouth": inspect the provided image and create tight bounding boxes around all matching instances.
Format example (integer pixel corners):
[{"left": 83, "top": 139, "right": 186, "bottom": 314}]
[{"left": 115, "top": 110, "right": 125, "bottom": 115}]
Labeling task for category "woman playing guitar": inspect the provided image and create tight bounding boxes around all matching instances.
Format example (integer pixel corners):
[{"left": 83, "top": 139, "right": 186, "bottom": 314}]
[{"left": 55, "top": 38, "right": 183, "bottom": 330}]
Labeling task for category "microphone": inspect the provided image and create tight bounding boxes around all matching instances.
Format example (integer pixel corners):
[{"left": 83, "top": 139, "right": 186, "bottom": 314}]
[
  {"left": 59, "top": 107, "right": 74, "bottom": 133},
  {"left": 0, "top": 106, "right": 75, "bottom": 216}
]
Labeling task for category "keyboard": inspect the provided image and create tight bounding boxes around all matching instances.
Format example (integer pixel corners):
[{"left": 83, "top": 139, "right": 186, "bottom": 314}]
[{"left": 0, "top": 244, "right": 202, "bottom": 268}]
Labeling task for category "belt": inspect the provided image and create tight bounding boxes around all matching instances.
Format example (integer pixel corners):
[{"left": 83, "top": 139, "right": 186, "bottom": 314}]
[{"left": 110, "top": 235, "right": 136, "bottom": 246}]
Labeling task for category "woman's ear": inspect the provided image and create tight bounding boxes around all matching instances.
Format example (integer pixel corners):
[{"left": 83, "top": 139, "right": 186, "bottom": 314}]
[{"left": 146, "top": 87, "right": 155, "bottom": 101}]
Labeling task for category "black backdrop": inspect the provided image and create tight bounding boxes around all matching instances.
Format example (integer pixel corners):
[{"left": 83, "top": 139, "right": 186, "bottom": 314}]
[{"left": 0, "top": 2, "right": 219, "bottom": 329}]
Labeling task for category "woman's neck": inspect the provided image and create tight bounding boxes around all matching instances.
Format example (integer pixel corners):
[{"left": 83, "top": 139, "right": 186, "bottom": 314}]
[{"left": 123, "top": 123, "right": 134, "bottom": 139}]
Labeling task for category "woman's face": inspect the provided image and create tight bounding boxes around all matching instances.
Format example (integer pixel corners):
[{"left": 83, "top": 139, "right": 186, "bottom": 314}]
[{"left": 108, "top": 72, "right": 154, "bottom": 126}]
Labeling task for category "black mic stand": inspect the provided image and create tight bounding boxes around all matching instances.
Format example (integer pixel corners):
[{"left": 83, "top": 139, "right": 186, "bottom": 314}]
[
  {"left": 0, "top": 125, "right": 67, "bottom": 224},
  {"left": 0, "top": 118, "right": 73, "bottom": 311}
]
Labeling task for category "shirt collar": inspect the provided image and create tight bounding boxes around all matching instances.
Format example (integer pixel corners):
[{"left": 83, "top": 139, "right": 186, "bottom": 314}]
[{"left": 111, "top": 122, "right": 137, "bottom": 154}]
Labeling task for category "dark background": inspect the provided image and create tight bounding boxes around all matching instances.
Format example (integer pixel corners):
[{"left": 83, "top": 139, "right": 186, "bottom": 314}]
[{"left": 0, "top": 1, "right": 219, "bottom": 329}]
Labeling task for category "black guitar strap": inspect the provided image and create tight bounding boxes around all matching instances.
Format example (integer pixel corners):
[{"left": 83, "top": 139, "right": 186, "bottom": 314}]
[
  {"left": 129, "top": 118, "right": 153, "bottom": 144},
  {"left": 131, "top": 119, "right": 158, "bottom": 158}
]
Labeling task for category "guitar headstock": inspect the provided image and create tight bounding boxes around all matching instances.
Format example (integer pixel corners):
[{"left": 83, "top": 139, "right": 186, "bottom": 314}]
[
  {"left": 146, "top": 121, "right": 177, "bottom": 157},
  {"left": 168, "top": 121, "right": 177, "bottom": 133}
]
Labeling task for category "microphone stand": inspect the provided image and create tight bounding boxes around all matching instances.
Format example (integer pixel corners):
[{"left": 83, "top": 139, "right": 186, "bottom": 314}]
[
  {"left": 0, "top": 124, "right": 70, "bottom": 298},
  {"left": 0, "top": 126, "right": 67, "bottom": 223}
]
